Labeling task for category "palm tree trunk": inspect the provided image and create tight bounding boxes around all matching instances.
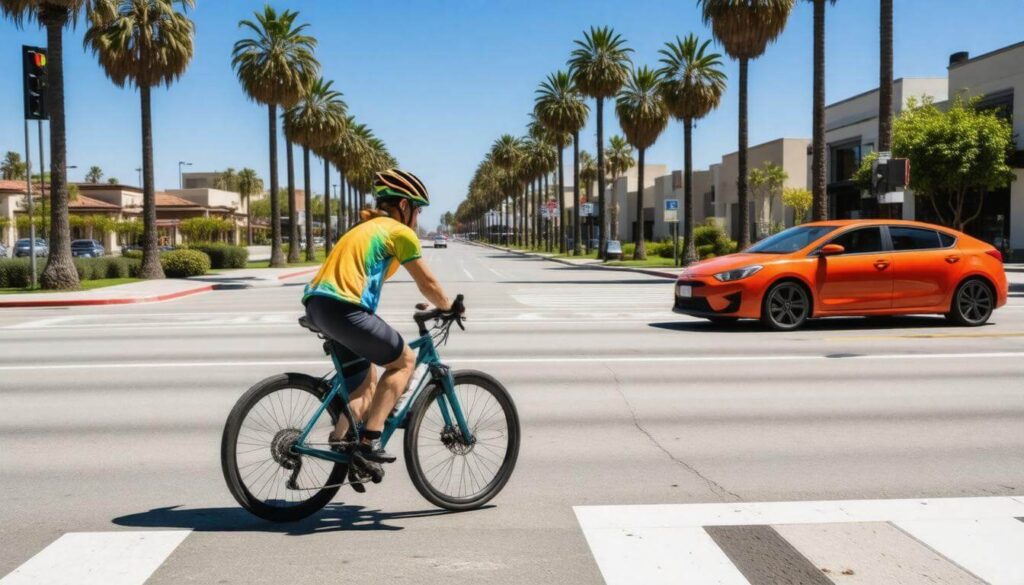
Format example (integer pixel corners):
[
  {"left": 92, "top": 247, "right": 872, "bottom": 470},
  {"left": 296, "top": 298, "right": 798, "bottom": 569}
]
[
  {"left": 38, "top": 9, "right": 78, "bottom": 290},
  {"left": 557, "top": 141, "right": 566, "bottom": 254},
  {"left": 323, "top": 158, "right": 332, "bottom": 254},
  {"left": 635, "top": 147, "right": 647, "bottom": 260},
  {"left": 302, "top": 146, "right": 314, "bottom": 261},
  {"left": 737, "top": 57, "right": 751, "bottom": 249},
  {"left": 683, "top": 118, "right": 698, "bottom": 264},
  {"left": 286, "top": 138, "right": 300, "bottom": 263},
  {"left": 268, "top": 104, "right": 284, "bottom": 267},
  {"left": 572, "top": 131, "right": 582, "bottom": 255},
  {"left": 879, "top": 0, "right": 893, "bottom": 153},
  {"left": 245, "top": 192, "right": 252, "bottom": 246},
  {"left": 338, "top": 171, "right": 346, "bottom": 233},
  {"left": 511, "top": 191, "right": 517, "bottom": 247},
  {"left": 138, "top": 84, "right": 164, "bottom": 279},
  {"left": 596, "top": 97, "right": 607, "bottom": 259},
  {"left": 532, "top": 177, "right": 539, "bottom": 248},
  {"left": 812, "top": 0, "right": 828, "bottom": 221}
]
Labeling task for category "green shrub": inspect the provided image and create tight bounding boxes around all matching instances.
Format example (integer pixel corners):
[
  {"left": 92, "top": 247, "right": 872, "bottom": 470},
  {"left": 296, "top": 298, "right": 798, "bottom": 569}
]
[
  {"left": 72, "top": 258, "right": 96, "bottom": 281},
  {"left": 160, "top": 249, "right": 210, "bottom": 278},
  {"left": 693, "top": 221, "right": 736, "bottom": 258},
  {"left": 96, "top": 257, "right": 135, "bottom": 279},
  {"left": 621, "top": 242, "right": 635, "bottom": 257},
  {"left": 0, "top": 259, "right": 42, "bottom": 288},
  {"left": 121, "top": 249, "right": 142, "bottom": 260},
  {"left": 191, "top": 243, "right": 248, "bottom": 269}
]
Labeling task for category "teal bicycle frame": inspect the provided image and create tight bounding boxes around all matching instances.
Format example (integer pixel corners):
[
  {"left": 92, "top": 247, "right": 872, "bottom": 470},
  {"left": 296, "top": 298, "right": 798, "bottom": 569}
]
[{"left": 290, "top": 331, "right": 474, "bottom": 466}]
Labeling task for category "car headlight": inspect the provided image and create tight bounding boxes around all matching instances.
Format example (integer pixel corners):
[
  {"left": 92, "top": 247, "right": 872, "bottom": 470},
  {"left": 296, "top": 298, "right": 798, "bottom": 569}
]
[{"left": 713, "top": 265, "right": 763, "bottom": 282}]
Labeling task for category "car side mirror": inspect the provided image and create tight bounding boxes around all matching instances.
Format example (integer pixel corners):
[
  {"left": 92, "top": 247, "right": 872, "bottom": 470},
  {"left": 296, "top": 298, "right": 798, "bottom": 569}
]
[{"left": 820, "top": 244, "right": 845, "bottom": 256}]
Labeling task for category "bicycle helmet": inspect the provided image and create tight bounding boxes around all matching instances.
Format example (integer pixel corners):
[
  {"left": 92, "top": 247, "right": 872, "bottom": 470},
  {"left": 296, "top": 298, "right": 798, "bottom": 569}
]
[{"left": 373, "top": 169, "right": 430, "bottom": 208}]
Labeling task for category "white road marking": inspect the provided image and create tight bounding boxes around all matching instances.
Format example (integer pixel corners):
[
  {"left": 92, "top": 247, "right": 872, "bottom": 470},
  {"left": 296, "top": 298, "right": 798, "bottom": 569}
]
[
  {"left": 459, "top": 259, "right": 475, "bottom": 281},
  {"left": 894, "top": 517, "right": 1024, "bottom": 585},
  {"left": 0, "top": 530, "right": 190, "bottom": 585},
  {"left": 1, "top": 351, "right": 1023, "bottom": 371},
  {"left": 575, "top": 497, "right": 1024, "bottom": 585}
]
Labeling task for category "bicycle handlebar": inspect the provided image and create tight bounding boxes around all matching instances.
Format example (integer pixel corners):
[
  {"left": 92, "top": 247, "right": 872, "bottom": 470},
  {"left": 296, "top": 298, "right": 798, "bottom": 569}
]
[{"left": 413, "top": 294, "right": 465, "bottom": 335}]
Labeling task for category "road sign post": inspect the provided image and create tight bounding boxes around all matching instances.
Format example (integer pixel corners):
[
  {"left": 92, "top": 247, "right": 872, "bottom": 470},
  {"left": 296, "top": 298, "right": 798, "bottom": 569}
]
[{"left": 664, "top": 199, "right": 680, "bottom": 266}]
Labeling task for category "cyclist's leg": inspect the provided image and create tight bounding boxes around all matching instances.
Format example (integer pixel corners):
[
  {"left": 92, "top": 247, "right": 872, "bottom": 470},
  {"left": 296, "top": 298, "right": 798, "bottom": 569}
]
[
  {"left": 334, "top": 365, "right": 376, "bottom": 440},
  {"left": 362, "top": 346, "right": 416, "bottom": 434}
]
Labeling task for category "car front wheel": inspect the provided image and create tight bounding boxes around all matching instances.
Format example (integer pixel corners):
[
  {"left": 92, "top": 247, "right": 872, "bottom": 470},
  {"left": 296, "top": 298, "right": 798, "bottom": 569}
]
[{"left": 761, "top": 281, "right": 811, "bottom": 331}]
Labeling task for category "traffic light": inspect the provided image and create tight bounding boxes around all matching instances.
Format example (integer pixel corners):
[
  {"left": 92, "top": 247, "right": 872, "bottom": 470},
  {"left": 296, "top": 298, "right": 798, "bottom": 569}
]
[{"left": 22, "top": 46, "right": 48, "bottom": 121}]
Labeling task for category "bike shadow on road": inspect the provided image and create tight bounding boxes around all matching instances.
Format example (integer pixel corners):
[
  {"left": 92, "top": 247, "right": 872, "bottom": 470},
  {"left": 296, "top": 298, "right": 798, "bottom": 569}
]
[
  {"left": 111, "top": 503, "right": 475, "bottom": 534},
  {"left": 649, "top": 315, "right": 975, "bottom": 333}
]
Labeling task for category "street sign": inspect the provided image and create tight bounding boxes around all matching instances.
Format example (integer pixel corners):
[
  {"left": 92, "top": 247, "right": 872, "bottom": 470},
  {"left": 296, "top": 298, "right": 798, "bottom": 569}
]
[
  {"left": 580, "top": 202, "right": 595, "bottom": 217},
  {"left": 664, "top": 199, "right": 679, "bottom": 223}
]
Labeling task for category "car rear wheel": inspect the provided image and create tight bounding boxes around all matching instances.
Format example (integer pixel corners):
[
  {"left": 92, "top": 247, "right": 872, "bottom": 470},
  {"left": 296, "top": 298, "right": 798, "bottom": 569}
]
[
  {"left": 761, "top": 281, "right": 811, "bottom": 331},
  {"left": 945, "top": 278, "right": 994, "bottom": 326}
]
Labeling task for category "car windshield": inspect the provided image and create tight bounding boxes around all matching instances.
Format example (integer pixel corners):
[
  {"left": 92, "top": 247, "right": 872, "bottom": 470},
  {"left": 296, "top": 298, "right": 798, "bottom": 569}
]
[
  {"left": 746, "top": 226, "right": 837, "bottom": 254},
  {"left": 71, "top": 241, "right": 92, "bottom": 247}
]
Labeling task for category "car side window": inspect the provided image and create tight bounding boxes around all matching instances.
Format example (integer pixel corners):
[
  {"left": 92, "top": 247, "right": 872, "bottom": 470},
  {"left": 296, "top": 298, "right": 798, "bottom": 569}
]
[
  {"left": 829, "top": 227, "right": 884, "bottom": 254},
  {"left": 890, "top": 227, "right": 940, "bottom": 251},
  {"left": 938, "top": 232, "right": 956, "bottom": 248}
]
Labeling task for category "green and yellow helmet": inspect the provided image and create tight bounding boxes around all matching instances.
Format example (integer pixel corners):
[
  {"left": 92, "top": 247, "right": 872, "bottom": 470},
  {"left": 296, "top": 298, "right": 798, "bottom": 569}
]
[{"left": 373, "top": 169, "right": 430, "bottom": 208}]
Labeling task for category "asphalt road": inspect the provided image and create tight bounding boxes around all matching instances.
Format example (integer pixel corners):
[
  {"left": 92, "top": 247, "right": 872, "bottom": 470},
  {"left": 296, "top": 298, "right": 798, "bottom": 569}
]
[{"left": 2, "top": 241, "right": 1023, "bottom": 585}]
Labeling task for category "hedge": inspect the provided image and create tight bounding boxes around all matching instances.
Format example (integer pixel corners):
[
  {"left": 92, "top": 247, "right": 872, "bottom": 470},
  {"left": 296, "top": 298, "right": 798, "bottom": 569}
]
[
  {"left": 190, "top": 244, "right": 248, "bottom": 269},
  {"left": 0, "top": 259, "right": 43, "bottom": 288},
  {"left": 0, "top": 257, "right": 139, "bottom": 288},
  {"left": 160, "top": 249, "right": 210, "bottom": 278}
]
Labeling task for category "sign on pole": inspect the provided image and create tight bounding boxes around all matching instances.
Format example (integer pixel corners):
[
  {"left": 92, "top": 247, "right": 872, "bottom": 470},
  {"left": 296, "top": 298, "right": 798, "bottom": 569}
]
[
  {"left": 580, "top": 202, "right": 595, "bottom": 217},
  {"left": 664, "top": 199, "right": 679, "bottom": 223}
]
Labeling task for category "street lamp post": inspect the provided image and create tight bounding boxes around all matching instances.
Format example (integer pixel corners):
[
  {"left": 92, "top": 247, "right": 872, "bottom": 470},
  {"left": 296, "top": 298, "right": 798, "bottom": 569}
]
[
  {"left": 135, "top": 167, "right": 142, "bottom": 187},
  {"left": 178, "top": 161, "right": 192, "bottom": 189}
]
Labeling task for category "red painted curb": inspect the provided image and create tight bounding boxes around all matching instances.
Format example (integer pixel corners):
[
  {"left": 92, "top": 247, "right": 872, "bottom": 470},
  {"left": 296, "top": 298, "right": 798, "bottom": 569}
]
[
  {"left": 0, "top": 284, "right": 215, "bottom": 309},
  {"left": 277, "top": 268, "right": 319, "bottom": 281}
]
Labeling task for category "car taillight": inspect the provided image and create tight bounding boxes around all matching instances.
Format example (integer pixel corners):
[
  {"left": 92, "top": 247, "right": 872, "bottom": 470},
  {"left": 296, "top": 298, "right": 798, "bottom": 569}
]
[{"left": 985, "top": 249, "right": 1003, "bottom": 263}]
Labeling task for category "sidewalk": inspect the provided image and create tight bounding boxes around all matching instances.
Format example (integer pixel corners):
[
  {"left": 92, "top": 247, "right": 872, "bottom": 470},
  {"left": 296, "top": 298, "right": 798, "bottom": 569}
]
[
  {"left": 470, "top": 241, "right": 682, "bottom": 279},
  {"left": 0, "top": 266, "right": 319, "bottom": 308}
]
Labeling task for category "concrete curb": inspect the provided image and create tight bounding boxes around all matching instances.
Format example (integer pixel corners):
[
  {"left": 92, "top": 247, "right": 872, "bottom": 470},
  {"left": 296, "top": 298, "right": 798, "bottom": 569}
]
[
  {"left": 467, "top": 240, "right": 679, "bottom": 280},
  {"left": 277, "top": 268, "right": 319, "bottom": 280},
  {"left": 0, "top": 284, "right": 215, "bottom": 309}
]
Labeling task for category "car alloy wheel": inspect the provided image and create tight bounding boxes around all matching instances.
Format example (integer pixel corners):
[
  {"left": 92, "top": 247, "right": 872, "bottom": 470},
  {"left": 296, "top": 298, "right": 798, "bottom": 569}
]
[
  {"left": 951, "top": 279, "right": 994, "bottom": 326},
  {"left": 763, "top": 282, "right": 810, "bottom": 331}
]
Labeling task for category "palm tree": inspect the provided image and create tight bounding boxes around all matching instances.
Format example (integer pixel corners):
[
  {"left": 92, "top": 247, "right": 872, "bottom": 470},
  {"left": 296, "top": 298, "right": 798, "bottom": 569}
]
[
  {"left": 237, "top": 168, "right": 262, "bottom": 245},
  {"left": 214, "top": 167, "right": 239, "bottom": 191},
  {"left": 569, "top": 26, "right": 632, "bottom": 258},
  {"left": 526, "top": 117, "right": 561, "bottom": 250},
  {"left": 699, "top": 0, "right": 794, "bottom": 248},
  {"left": 284, "top": 77, "right": 347, "bottom": 260},
  {"left": 2, "top": 0, "right": 94, "bottom": 289},
  {"left": 490, "top": 134, "right": 526, "bottom": 246},
  {"left": 658, "top": 34, "right": 726, "bottom": 264},
  {"left": 85, "top": 165, "right": 102, "bottom": 183},
  {"left": 810, "top": 0, "right": 836, "bottom": 221},
  {"left": 232, "top": 5, "right": 318, "bottom": 267},
  {"left": 616, "top": 66, "right": 669, "bottom": 260},
  {"left": 604, "top": 135, "right": 635, "bottom": 241},
  {"left": 878, "top": 0, "right": 892, "bottom": 153},
  {"left": 1, "top": 152, "right": 27, "bottom": 180},
  {"left": 534, "top": 71, "right": 589, "bottom": 254},
  {"left": 85, "top": 0, "right": 194, "bottom": 279}
]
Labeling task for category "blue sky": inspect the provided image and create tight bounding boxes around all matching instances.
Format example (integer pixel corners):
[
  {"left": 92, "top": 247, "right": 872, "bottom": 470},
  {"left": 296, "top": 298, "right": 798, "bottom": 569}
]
[{"left": 2, "top": 0, "right": 1023, "bottom": 229}]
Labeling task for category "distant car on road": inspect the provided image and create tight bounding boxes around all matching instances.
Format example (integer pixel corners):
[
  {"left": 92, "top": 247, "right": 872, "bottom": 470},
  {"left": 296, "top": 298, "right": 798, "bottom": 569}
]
[
  {"left": 434, "top": 235, "right": 447, "bottom": 249},
  {"left": 673, "top": 220, "right": 1008, "bottom": 331},
  {"left": 14, "top": 238, "right": 48, "bottom": 258},
  {"left": 71, "top": 239, "right": 105, "bottom": 258},
  {"left": 0, "top": 242, "right": 7, "bottom": 258}
]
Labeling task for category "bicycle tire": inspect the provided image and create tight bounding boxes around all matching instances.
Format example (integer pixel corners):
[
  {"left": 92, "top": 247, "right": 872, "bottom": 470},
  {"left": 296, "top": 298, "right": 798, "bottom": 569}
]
[
  {"left": 221, "top": 373, "right": 348, "bottom": 522},
  {"left": 404, "top": 370, "right": 520, "bottom": 511}
]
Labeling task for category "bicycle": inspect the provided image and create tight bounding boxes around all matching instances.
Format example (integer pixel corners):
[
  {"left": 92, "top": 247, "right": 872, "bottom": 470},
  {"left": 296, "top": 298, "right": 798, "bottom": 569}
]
[{"left": 220, "top": 295, "right": 521, "bottom": 522}]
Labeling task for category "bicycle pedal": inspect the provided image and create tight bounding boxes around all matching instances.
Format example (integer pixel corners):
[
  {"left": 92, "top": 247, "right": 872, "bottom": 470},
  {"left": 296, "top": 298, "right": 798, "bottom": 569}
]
[{"left": 353, "top": 454, "right": 385, "bottom": 484}]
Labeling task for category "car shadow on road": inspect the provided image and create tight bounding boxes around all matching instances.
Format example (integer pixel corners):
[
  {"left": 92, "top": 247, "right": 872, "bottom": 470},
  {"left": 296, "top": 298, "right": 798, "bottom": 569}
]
[
  {"left": 111, "top": 503, "right": 474, "bottom": 534},
  {"left": 649, "top": 315, "right": 972, "bottom": 333}
]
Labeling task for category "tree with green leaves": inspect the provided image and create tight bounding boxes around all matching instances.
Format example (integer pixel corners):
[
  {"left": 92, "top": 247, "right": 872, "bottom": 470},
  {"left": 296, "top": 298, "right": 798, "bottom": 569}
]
[
  {"left": 809, "top": 0, "right": 837, "bottom": 221},
  {"left": 782, "top": 187, "right": 812, "bottom": 224},
  {"left": 604, "top": 135, "right": 635, "bottom": 241},
  {"left": 2, "top": 0, "right": 94, "bottom": 289},
  {"left": 534, "top": 71, "right": 589, "bottom": 254},
  {"left": 659, "top": 34, "right": 727, "bottom": 264},
  {"left": 214, "top": 167, "right": 239, "bottom": 192},
  {"left": 237, "top": 168, "right": 262, "bottom": 245},
  {"left": 107, "top": 176, "right": 118, "bottom": 185},
  {"left": 85, "top": 165, "right": 103, "bottom": 183},
  {"left": 85, "top": 0, "right": 195, "bottom": 280},
  {"left": 490, "top": 134, "right": 526, "bottom": 246},
  {"left": 2, "top": 152, "right": 27, "bottom": 180},
  {"left": 232, "top": 5, "right": 319, "bottom": 267},
  {"left": 616, "top": 66, "right": 669, "bottom": 260},
  {"left": 569, "top": 26, "right": 632, "bottom": 258},
  {"left": 748, "top": 161, "right": 788, "bottom": 239},
  {"left": 699, "top": 0, "right": 795, "bottom": 249},
  {"left": 285, "top": 77, "right": 347, "bottom": 260}
]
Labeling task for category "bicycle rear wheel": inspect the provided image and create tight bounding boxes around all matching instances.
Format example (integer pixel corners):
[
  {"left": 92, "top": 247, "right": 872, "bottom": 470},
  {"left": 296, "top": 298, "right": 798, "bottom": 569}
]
[
  {"left": 404, "top": 370, "right": 520, "bottom": 511},
  {"left": 221, "top": 373, "right": 347, "bottom": 522}
]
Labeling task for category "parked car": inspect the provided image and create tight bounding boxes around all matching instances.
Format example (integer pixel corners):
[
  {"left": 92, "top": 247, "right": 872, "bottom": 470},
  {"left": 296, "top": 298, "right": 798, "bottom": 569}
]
[
  {"left": 13, "top": 238, "right": 48, "bottom": 258},
  {"left": 0, "top": 242, "right": 7, "bottom": 258},
  {"left": 604, "top": 240, "right": 623, "bottom": 260},
  {"left": 673, "top": 220, "right": 1008, "bottom": 331},
  {"left": 434, "top": 235, "right": 447, "bottom": 249},
  {"left": 71, "top": 239, "right": 105, "bottom": 258}
]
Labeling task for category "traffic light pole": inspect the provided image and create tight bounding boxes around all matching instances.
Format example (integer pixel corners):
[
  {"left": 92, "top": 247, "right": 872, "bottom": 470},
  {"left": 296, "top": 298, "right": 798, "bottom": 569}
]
[
  {"left": 24, "top": 121, "right": 37, "bottom": 288},
  {"left": 38, "top": 120, "right": 45, "bottom": 241}
]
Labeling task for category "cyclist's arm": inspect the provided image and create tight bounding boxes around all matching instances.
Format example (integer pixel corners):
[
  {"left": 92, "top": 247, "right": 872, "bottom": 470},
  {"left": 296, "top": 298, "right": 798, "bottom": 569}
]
[{"left": 403, "top": 259, "right": 452, "bottom": 311}]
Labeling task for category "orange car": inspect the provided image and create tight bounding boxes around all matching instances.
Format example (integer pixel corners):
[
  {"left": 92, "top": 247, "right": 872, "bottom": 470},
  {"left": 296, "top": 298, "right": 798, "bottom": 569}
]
[{"left": 673, "top": 220, "right": 1008, "bottom": 330}]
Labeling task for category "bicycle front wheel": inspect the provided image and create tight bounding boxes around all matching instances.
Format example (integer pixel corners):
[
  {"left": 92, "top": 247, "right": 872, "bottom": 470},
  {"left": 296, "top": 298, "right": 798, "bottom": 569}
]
[{"left": 404, "top": 370, "right": 520, "bottom": 511}]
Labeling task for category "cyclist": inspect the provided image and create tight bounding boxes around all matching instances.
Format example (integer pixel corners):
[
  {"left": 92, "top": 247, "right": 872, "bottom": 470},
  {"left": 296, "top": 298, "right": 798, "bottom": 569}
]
[{"left": 303, "top": 169, "right": 459, "bottom": 483}]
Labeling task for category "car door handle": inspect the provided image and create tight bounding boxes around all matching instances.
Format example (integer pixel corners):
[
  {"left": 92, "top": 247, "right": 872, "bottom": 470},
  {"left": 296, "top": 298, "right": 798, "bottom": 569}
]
[
  {"left": 945, "top": 255, "right": 960, "bottom": 264},
  {"left": 874, "top": 260, "right": 890, "bottom": 270}
]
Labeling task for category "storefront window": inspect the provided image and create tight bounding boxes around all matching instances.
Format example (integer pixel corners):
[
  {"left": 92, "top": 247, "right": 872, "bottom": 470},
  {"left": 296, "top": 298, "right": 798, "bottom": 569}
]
[{"left": 829, "top": 140, "right": 862, "bottom": 184}]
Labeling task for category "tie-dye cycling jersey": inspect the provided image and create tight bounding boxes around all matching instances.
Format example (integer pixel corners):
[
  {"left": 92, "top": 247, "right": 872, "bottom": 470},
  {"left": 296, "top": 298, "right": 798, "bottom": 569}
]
[{"left": 303, "top": 216, "right": 422, "bottom": 312}]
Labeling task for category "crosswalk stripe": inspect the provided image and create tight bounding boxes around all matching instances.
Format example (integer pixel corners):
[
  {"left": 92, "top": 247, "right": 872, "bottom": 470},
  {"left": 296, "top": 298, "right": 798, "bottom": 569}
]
[
  {"left": 894, "top": 517, "right": 1024, "bottom": 584},
  {"left": 0, "top": 531, "right": 191, "bottom": 585}
]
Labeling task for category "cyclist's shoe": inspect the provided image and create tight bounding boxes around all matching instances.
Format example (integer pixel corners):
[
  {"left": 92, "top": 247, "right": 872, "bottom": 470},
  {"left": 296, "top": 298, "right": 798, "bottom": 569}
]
[
  {"left": 347, "top": 465, "right": 371, "bottom": 492},
  {"left": 352, "top": 455, "right": 385, "bottom": 484},
  {"left": 357, "top": 439, "right": 396, "bottom": 464}
]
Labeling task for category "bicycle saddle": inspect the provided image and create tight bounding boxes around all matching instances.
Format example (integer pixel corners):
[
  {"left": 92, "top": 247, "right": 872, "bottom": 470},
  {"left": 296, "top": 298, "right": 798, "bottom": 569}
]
[{"left": 297, "top": 316, "right": 323, "bottom": 334}]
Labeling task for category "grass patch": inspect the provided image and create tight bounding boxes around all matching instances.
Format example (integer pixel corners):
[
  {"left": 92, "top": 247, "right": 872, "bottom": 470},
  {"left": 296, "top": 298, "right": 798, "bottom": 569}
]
[
  {"left": 605, "top": 257, "right": 680, "bottom": 268},
  {"left": 0, "top": 277, "right": 142, "bottom": 295},
  {"left": 247, "top": 247, "right": 326, "bottom": 269}
]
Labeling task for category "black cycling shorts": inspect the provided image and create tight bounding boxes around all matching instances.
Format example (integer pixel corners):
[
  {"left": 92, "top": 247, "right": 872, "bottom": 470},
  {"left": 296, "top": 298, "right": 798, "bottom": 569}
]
[{"left": 305, "top": 296, "right": 406, "bottom": 389}]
